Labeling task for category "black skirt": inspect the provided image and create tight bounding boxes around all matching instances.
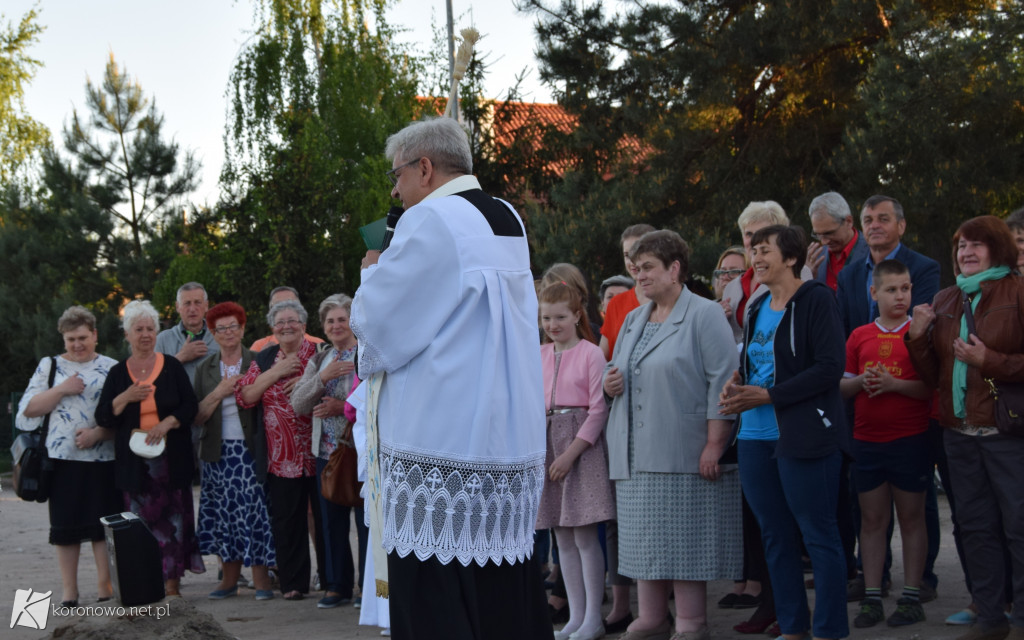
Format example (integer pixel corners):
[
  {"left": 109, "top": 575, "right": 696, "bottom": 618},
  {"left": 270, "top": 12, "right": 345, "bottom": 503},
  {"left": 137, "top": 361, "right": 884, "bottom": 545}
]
[{"left": 48, "top": 459, "right": 122, "bottom": 545}]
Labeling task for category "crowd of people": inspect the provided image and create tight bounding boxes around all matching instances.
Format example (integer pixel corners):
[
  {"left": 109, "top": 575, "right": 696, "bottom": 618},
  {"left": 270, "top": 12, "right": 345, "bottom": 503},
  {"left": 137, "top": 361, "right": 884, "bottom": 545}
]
[{"left": 15, "top": 115, "right": 1024, "bottom": 640}]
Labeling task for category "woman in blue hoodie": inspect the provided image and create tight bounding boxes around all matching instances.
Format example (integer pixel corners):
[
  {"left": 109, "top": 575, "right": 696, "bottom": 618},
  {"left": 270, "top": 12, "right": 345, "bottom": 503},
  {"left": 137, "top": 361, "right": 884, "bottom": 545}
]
[{"left": 719, "top": 224, "right": 849, "bottom": 640}]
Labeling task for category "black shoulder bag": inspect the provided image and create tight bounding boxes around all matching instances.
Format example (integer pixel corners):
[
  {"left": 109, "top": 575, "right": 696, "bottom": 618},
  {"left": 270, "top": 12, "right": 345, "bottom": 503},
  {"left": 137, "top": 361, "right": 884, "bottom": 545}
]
[
  {"left": 962, "top": 291, "right": 1024, "bottom": 437},
  {"left": 11, "top": 357, "right": 58, "bottom": 501}
]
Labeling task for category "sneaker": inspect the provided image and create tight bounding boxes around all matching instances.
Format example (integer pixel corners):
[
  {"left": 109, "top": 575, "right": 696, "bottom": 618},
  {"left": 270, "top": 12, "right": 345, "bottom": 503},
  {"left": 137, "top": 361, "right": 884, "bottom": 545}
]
[
  {"left": 854, "top": 599, "right": 885, "bottom": 628},
  {"left": 947, "top": 609, "right": 980, "bottom": 626},
  {"left": 353, "top": 596, "right": 362, "bottom": 608},
  {"left": 920, "top": 582, "right": 938, "bottom": 604},
  {"left": 887, "top": 597, "right": 926, "bottom": 627}
]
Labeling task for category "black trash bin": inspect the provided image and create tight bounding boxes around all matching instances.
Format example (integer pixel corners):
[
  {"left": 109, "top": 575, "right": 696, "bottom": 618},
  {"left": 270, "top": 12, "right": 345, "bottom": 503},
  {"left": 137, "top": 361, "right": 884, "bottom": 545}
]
[{"left": 100, "top": 512, "right": 165, "bottom": 606}]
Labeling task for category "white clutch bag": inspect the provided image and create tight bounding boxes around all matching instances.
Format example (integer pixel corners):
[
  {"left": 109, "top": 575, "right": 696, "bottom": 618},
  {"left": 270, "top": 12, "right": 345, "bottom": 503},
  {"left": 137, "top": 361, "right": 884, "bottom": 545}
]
[{"left": 129, "top": 429, "right": 165, "bottom": 459}]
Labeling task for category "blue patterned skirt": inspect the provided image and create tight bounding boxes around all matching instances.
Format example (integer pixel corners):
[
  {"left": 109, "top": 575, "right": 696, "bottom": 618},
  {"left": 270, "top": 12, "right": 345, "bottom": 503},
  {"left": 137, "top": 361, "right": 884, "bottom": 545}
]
[{"left": 197, "top": 439, "right": 276, "bottom": 567}]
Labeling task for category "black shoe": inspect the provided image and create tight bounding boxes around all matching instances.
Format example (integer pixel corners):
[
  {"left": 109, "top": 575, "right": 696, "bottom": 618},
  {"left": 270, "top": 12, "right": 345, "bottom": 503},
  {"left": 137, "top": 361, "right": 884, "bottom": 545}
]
[
  {"left": 717, "top": 593, "right": 740, "bottom": 608},
  {"left": 604, "top": 612, "right": 633, "bottom": 634},
  {"left": 733, "top": 593, "right": 761, "bottom": 609},
  {"left": 854, "top": 599, "right": 885, "bottom": 628},
  {"left": 887, "top": 597, "right": 926, "bottom": 627}
]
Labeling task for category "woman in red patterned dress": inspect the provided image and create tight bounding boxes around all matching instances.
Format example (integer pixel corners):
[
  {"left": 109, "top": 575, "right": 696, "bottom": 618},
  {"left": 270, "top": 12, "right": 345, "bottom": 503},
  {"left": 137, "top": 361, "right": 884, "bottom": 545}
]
[{"left": 236, "top": 299, "right": 319, "bottom": 600}]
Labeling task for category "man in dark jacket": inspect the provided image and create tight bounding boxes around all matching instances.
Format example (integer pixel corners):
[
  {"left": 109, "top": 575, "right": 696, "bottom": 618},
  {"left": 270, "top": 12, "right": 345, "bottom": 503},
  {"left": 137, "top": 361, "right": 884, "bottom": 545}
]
[{"left": 836, "top": 196, "right": 940, "bottom": 336}]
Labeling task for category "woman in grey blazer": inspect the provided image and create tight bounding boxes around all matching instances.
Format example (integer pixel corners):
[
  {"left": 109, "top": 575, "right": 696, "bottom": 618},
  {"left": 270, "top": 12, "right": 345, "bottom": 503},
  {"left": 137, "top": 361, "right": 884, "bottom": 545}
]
[{"left": 603, "top": 230, "right": 741, "bottom": 640}]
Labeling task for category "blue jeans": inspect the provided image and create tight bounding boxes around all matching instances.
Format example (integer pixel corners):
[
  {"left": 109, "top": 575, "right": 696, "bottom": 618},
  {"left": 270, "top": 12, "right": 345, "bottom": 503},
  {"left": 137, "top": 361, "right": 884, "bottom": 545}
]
[
  {"left": 739, "top": 440, "right": 849, "bottom": 639},
  {"left": 315, "top": 456, "right": 369, "bottom": 596}
]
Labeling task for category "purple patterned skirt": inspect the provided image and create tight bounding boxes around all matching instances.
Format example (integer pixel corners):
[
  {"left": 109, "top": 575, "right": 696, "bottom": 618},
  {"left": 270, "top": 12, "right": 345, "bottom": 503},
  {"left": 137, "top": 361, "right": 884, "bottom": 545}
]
[
  {"left": 124, "top": 455, "right": 205, "bottom": 581},
  {"left": 535, "top": 408, "right": 616, "bottom": 529}
]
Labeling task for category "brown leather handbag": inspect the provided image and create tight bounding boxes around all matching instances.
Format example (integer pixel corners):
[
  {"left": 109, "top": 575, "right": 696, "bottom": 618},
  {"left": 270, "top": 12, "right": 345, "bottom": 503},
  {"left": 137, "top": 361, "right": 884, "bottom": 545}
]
[{"left": 321, "top": 442, "right": 363, "bottom": 506}]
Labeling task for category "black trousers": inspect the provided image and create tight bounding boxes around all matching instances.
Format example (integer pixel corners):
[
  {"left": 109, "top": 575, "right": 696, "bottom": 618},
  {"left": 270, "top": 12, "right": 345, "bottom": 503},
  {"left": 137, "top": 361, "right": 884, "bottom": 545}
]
[
  {"left": 388, "top": 551, "right": 554, "bottom": 640},
  {"left": 265, "top": 473, "right": 322, "bottom": 594}
]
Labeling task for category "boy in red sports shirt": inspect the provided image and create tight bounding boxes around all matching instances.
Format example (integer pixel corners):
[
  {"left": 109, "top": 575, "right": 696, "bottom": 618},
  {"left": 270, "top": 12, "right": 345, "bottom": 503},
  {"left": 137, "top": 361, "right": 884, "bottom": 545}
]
[{"left": 841, "top": 259, "right": 932, "bottom": 629}]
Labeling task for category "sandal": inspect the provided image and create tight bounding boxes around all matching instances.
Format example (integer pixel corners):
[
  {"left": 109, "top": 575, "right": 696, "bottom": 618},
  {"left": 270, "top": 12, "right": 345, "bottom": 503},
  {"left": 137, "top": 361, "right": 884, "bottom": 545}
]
[{"left": 283, "top": 590, "right": 304, "bottom": 601}]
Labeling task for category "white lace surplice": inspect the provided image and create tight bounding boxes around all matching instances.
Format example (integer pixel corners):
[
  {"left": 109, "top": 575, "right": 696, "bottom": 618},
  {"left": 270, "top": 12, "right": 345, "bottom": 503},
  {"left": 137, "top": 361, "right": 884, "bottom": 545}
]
[{"left": 351, "top": 176, "right": 546, "bottom": 568}]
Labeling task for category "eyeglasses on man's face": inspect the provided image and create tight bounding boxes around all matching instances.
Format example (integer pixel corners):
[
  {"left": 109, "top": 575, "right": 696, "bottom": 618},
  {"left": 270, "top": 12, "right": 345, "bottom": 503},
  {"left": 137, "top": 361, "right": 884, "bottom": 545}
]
[
  {"left": 385, "top": 158, "right": 421, "bottom": 186},
  {"left": 811, "top": 225, "right": 844, "bottom": 241}
]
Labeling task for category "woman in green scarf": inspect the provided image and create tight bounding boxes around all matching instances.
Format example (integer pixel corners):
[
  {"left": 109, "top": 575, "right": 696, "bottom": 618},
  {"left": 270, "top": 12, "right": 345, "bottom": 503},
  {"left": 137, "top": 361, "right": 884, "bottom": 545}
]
[{"left": 905, "top": 215, "right": 1024, "bottom": 640}]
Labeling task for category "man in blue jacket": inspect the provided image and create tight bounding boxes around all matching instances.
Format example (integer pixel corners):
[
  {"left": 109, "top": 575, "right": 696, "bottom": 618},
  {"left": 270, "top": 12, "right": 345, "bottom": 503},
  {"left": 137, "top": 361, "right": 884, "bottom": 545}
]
[
  {"left": 836, "top": 196, "right": 940, "bottom": 336},
  {"left": 806, "top": 191, "right": 869, "bottom": 293}
]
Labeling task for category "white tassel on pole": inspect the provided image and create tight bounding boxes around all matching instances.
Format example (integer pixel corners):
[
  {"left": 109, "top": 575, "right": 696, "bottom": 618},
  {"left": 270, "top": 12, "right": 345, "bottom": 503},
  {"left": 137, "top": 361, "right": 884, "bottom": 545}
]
[{"left": 444, "top": 28, "right": 480, "bottom": 119}]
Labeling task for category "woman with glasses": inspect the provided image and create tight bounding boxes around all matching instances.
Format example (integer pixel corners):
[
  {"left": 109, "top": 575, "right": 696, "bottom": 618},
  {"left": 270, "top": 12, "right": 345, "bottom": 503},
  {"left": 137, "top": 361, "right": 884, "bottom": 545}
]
[
  {"left": 236, "top": 299, "right": 320, "bottom": 601},
  {"left": 194, "top": 302, "right": 275, "bottom": 601},
  {"left": 712, "top": 246, "right": 747, "bottom": 300}
]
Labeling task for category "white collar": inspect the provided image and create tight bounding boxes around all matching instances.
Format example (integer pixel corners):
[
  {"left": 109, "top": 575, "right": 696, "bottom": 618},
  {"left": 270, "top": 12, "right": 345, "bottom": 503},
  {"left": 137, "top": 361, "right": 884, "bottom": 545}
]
[
  {"left": 423, "top": 174, "right": 482, "bottom": 201},
  {"left": 873, "top": 317, "right": 911, "bottom": 333}
]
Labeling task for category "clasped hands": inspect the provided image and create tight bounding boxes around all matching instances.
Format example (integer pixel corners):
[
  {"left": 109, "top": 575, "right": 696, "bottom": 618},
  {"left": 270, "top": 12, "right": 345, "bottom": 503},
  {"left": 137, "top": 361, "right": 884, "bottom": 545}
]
[{"left": 718, "top": 371, "right": 770, "bottom": 415}]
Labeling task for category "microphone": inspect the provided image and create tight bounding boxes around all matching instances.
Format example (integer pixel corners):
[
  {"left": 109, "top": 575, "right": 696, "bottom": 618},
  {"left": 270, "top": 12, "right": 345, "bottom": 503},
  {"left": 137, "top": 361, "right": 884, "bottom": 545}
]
[{"left": 380, "top": 206, "right": 405, "bottom": 252}]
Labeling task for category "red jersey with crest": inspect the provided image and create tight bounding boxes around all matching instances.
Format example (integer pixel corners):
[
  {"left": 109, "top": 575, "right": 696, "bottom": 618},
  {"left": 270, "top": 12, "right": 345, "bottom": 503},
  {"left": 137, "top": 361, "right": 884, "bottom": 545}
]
[{"left": 845, "top": 319, "right": 931, "bottom": 442}]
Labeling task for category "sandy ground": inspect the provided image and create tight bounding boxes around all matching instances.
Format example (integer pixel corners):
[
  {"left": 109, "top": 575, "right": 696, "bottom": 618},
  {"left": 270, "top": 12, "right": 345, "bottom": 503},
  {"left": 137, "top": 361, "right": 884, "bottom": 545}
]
[{"left": 1, "top": 480, "right": 975, "bottom": 639}]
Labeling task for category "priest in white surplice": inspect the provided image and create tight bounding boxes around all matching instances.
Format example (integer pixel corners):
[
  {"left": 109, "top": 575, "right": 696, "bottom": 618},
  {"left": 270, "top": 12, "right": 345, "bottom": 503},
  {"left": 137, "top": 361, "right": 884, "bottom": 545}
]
[{"left": 350, "top": 118, "right": 552, "bottom": 640}]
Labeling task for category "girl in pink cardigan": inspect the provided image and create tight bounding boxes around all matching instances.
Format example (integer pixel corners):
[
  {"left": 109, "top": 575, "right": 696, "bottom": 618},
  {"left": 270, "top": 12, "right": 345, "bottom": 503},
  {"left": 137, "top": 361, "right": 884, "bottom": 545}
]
[{"left": 535, "top": 281, "right": 616, "bottom": 640}]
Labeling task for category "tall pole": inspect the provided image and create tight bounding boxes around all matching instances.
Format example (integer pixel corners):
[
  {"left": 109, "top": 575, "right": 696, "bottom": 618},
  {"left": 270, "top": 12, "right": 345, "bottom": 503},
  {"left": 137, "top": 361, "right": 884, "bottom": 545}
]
[{"left": 446, "top": 0, "right": 458, "bottom": 120}]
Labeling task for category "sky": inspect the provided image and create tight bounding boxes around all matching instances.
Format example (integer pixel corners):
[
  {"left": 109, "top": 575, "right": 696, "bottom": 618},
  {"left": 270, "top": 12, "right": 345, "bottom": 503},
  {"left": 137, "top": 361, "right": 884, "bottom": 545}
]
[{"left": 7, "top": 0, "right": 558, "bottom": 205}]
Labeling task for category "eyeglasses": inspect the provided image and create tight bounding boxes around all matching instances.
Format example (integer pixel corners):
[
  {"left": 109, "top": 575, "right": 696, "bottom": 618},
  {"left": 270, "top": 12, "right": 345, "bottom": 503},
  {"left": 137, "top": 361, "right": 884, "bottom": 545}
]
[
  {"left": 385, "top": 158, "right": 421, "bottom": 186},
  {"left": 811, "top": 225, "right": 844, "bottom": 241},
  {"left": 273, "top": 319, "right": 303, "bottom": 329},
  {"left": 713, "top": 268, "right": 745, "bottom": 279},
  {"left": 213, "top": 323, "right": 241, "bottom": 335}
]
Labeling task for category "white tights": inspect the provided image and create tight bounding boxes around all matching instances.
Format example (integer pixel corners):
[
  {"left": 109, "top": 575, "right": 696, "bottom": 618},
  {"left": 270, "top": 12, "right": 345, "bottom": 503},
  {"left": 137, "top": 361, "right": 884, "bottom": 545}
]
[{"left": 554, "top": 524, "right": 604, "bottom": 637}]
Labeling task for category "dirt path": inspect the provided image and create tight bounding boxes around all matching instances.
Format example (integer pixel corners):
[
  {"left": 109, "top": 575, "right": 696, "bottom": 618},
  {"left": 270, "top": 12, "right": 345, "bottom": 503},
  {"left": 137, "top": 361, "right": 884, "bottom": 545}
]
[{"left": 2, "top": 481, "right": 972, "bottom": 639}]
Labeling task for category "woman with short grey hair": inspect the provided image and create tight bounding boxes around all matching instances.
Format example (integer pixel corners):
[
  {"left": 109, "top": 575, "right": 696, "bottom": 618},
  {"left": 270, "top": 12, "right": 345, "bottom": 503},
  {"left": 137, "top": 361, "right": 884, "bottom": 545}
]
[
  {"left": 96, "top": 299, "right": 204, "bottom": 597},
  {"left": 236, "top": 298, "right": 320, "bottom": 600}
]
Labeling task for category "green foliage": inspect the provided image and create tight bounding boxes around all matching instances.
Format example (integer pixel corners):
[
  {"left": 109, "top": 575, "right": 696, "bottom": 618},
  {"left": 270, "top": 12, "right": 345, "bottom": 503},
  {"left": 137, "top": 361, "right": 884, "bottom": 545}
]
[
  {"left": 217, "top": 0, "right": 419, "bottom": 336},
  {"left": 516, "top": 0, "right": 1024, "bottom": 288},
  {"left": 835, "top": 2, "right": 1024, "bottom": 281},
  {"left": 61, "top": 54, "right": 200, "bottom": 299},
  {"left": 0, "top": 161, "right": 126, "bottom": 394},
  {"left": 0, "top": 5, "right": 51, "bottom": 185}
]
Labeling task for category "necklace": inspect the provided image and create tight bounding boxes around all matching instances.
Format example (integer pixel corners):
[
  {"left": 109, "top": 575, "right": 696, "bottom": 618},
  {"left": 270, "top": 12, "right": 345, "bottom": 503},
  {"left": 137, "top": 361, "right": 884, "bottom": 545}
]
[{"left": 129, "top": 353, "right": 156, "bottom": 378}]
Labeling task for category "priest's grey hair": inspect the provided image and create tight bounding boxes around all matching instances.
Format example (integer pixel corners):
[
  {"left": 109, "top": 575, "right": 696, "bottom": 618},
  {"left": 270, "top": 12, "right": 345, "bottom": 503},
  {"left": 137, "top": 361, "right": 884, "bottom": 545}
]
[{"left": 385, "top": 118, "right": 472, "bottom": 176}]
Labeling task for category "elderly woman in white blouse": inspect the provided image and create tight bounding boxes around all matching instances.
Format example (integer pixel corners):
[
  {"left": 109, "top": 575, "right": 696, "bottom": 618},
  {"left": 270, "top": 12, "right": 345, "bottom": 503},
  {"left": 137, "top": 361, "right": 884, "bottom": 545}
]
[{"left": 17, "top": 306, "right": 121, "bottom": 607}]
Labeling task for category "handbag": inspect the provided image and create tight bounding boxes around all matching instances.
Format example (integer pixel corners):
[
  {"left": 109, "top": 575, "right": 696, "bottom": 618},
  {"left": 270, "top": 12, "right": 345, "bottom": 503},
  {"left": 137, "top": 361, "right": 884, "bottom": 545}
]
[
  {"left": 11, "top": 357, "right": 58, "bottom": 502},
  {"left": 320, "top": 443, "right": 362, "bottom": 507},
  {"left": 129, "top": 429, "right": 166, "bottom": 458},
  {"left": 962, "top": 292, "right": 1024, "bottom": 437}
]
